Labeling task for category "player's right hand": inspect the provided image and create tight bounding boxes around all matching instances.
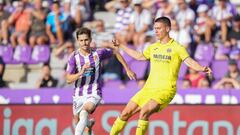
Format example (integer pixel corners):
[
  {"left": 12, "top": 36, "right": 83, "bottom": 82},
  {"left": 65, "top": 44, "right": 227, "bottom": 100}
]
[
  {"left": 82, "top": 63, "right": 90, "bottom": 71},
  {"left": 203, "top": 66, "right": 212, "bottom": 79},
  {"left": 78, "top": 63, "right": 91, "bottom": 77},
  {"left": 126, "top": 69, "right": 137, "bottom": 80}
]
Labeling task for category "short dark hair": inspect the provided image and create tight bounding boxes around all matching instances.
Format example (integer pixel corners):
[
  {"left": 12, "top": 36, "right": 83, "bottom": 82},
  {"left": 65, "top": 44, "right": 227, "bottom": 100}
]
[
  {"left": 154, "top": 16, "right": 171, "bottom": 28},
  {"left": 228, "top": 59, "right": 237, "bottom": 65},
  {"left": 76, "top": 27, "right": 92, "bottom": 39},
  {"left": 52, "top": 0, "right": 60, "bottom": 6}
]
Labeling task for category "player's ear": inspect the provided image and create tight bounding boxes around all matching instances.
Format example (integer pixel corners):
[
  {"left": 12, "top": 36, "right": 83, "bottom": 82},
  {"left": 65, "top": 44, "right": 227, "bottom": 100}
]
[{"left": 166, "top": 27, "right": 170, "bottom": 32}]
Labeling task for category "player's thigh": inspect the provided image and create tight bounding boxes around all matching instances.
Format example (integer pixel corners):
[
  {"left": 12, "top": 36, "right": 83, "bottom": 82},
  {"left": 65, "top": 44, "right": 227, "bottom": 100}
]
[
  {"left": 121, "top": 101, "right": 141, "bottom": 117},
  {"left": 83, "top": 96, "right": 101, "bottom": 113},
  {"left": 83, "top": 101, "right": 97, "bottom": 113},
  {"left": 141, "top": 99, "right": 161, "bottom": 114}
]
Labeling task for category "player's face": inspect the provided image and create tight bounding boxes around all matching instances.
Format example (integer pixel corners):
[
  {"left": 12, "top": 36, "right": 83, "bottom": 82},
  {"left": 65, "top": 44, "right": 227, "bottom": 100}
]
[
  {"left": 154, "top": 22, "right": 170, "bottom": 40},
  {"left": 77, "top": 34, "right": 91, "bottom": 51}
]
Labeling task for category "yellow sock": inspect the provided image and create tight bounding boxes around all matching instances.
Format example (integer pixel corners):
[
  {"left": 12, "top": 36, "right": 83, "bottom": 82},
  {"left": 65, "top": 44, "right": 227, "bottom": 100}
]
[
  {"left": 136, "top": 119, "right": 149, "bottom": 135},
  {"left": 110, "top": 117, "right": 127, "bottom": 135}
]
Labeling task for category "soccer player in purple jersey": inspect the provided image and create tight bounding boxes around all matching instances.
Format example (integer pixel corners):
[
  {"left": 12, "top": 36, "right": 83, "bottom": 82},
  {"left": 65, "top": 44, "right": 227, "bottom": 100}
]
[{"left": 66, "top": 27, "right": 136, "bottom": 135}]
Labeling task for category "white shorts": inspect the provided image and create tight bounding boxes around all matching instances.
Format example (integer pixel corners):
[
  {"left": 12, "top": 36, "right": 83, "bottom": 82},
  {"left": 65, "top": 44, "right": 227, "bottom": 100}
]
[{"left": 72, "top": 95, "right": 101, "bottom": 116}]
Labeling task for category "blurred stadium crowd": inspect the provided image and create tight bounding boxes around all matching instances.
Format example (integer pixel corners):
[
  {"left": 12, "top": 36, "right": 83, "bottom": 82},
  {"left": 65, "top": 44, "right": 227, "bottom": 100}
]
[{"left": 0, "top": 0, "right": 240, "bottom": 90}]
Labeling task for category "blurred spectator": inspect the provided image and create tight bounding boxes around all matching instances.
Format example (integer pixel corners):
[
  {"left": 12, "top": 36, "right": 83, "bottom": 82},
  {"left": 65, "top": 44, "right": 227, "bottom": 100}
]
[
  {"left": 228, "top": 15, "right": 240, "bottom": 45},
  {"left": 70, "top": 0, "right": 92, "bottom": 28},
  {"left": 213, "top": 78, "right": 240, "bottom": 89},
  {"left": 8, "top": 0, "right": 31, "bottom": 47},
  {"left": 225, "top": 59, "right": 240, "bottom": 81},
  {"left": 0, "top": 56, "right": 6, "bottom": 88},
  {"left": 29, "top": 0, "right": 48, "bottom": 47},
  {"left": 105, "top": 0, "right": 121, "bottom": 13},
  {"left": 114, "top": 0, "right": 133, "bottom": 46},
  {"left": 181, "top": 79, "right": 192, "bottom": 89},
  {"left": 90, "top": 0, "right": 109, "bottom": 12},
  {"left": 0, "top": 0, "right": 10, "bottom": 45},
  {"left": 54, "top": 41, "right": 75, "bottom": 88},
  {"left": 215, "top": 41, "right": 232, "bottom": 60},
  {"left": 46, "top": 0, "right": 68, "bottom": 46},
  {"left": 175, "top": 0, "right": 195, "bottom": 32},
  {"left": 129, "top": 0, "right": 152, "bottom": 48},
  {"left": 193, "top": 4, "right": 215, "bottom": 43},
  {"left": 36, "top": 64, "right": 58, "bottom": 88},
  {"left": 198, "top": 77, "right": 211, "bottom": 88},
  {"left": 91, "top": 19, "right": 114, "bottom": 48},
  {"left": 170, "top": 19, "right": 191, "bottom": 48},
  {"left": 227, "top": 15, "right": 240, "bottom": 60},
  {"left": 54, "top": 40, "right": 75, "bottom": 63},
  {"left": 155, "top": 0, "right": 174, "bottom": 20},
  {"left": 185, "top": 67, "right": 205, "bottom": 88},
  {"left": 210, "top": 0, "right": 235, "bottom": 42},
  {"left": 188, "top": 0, "right": 198, "bottom": 15},
  {"left": 213, "top": 59, "right": 240, "bottom": 89},
  {"left": 217, "top": 15, "right": 240, "bottom": 60}
]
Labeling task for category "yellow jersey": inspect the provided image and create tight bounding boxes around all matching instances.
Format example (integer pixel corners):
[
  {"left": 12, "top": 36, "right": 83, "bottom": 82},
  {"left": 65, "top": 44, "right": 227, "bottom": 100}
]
[{"left": 143, "top": 39, "right": 189, "bottom": 91}]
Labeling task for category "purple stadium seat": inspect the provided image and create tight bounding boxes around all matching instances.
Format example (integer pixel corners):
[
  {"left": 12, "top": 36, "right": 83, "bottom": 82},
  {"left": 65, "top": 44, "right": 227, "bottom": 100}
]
[
  {"left": 30, "top": 45, "right": 50, "bottom": 64},
  {"left": 177, "top": 79, "right": 183, "bottom": 88},
  {"left": 13, "top": 45, "right": 32, "bottom": 63},
  {"left": 194, "top": 43, "right": 214, "bottom": 62},
  {"left": 197, "top": 60, "right": 210, "bottom": 67},
  {"left": 104, "top": 80, "right": 122, "bottom": 88},
  {"left": 121, "top": 51, "right": 133, "bottom": 63},
  {"left": 211, "top": 60, "right": 228, "bottom": 80},
  {"left": 1, "top": 45, "right": 14, "bottom": 63},
  {"left": 129, "top": 60, "right": 148, "bottom": 79},
  {"left": 126, "top": 80, "right": 138, "bottom": 90},
  {"left": 178, "top": 63, "right": 187, "bottom": 79}
]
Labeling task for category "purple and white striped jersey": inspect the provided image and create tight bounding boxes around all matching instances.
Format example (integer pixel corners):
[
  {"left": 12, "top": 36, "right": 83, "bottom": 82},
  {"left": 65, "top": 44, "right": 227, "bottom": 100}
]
[{"left": 66, "top": 48, "right": 113, "bottom": 97}]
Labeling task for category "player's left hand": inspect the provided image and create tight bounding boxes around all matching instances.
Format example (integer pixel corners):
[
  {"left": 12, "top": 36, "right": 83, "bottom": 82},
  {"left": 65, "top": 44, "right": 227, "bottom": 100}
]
[
  {"left": 112, "top": 39, "right": 120, "bottom": 47},
  {"left": 126, "top": 69, "right": 137, "bottom": 80}
]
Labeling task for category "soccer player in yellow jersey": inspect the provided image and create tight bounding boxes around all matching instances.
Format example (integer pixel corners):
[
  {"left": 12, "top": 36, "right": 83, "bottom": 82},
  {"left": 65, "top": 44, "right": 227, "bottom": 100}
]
[{"left": 110, "top": 16, "right": 212, "bottom": 135}]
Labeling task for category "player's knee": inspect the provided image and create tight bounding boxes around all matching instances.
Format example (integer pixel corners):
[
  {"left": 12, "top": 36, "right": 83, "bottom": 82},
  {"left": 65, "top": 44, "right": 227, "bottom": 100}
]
[
  {"left": 139, "top": 109, "right": 151, "bottom": 120},
  {"left": 120, "top": 110, "right": 131, "bottom": 121},
  {"left": 73, "top": 115, "right": 79, "bottom": 124}
]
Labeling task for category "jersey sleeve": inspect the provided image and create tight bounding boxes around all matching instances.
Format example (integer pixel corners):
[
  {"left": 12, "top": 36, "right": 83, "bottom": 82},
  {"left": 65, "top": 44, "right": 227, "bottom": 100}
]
[
  {"left": 66, "top": 52, "right": 76, "bottom": 74},
  {"left": 143, "top": 46, "right": 151, "bottom": 59},
  {"left": 177, "top": 45, "right": 190, "bottom": 61}
]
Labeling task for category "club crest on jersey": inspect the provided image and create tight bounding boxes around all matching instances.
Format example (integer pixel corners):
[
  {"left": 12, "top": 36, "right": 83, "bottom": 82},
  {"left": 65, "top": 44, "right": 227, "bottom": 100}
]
[
  {"left": 93, "top": 55, "right": 98, "bottom": 61},
  {"left": 167, "top": 48, "right": 172, "bottom": 53}
]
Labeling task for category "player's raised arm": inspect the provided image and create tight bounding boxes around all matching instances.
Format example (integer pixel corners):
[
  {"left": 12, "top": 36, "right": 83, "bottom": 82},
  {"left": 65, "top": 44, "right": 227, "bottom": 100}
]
[
  {"left": 112, "top": 39, "right": 147, "bottom": 61},
  {"left": 114, "top": 50, "right": 137, "bottom": 80},
  {"left": 184, "top": 57, "right": 212, "bottom": 76},
  {"left": 103, "top": 40, "right": 137, "bottom": 80}
]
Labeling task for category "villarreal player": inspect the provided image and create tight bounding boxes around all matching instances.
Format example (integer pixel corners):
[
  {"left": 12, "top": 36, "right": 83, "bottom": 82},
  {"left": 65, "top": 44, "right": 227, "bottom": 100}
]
[{"left": 110, "top": 17, "right": 212, "bottom": 135}]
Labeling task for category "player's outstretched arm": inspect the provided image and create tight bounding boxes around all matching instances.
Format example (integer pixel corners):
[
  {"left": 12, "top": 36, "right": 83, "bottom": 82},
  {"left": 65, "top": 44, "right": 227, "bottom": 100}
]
[
  {"left": 103, "top": 40, "right": 137, "bottom": 80},
  {"left": 112, "top": 39, "right": 147, "bottom": 61},
  {"left": 66, "top": 64, "right": 90, "bottom": 84},
  {"left": 114, "top": 50, "right": 137, "bottom": 80},
  {"left": 184, "top": 57, "right": 212, "bottom": 76}
]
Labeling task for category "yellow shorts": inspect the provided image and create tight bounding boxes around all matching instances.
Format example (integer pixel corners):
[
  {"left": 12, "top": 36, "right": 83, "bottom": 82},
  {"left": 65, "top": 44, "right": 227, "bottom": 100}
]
[{"left": 131, "top": 88, "right": 176, "bottom": 111}]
